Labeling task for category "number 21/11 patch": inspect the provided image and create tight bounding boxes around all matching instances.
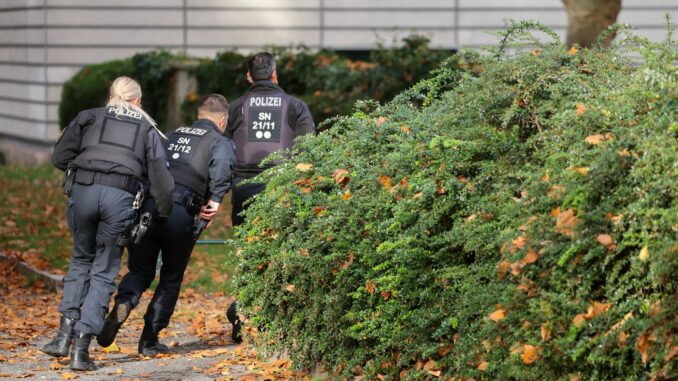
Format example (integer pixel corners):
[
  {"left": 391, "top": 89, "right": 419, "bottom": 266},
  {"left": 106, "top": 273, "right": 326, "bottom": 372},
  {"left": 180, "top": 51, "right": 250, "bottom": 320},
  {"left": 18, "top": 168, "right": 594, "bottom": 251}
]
[
  {"left": 248, "top": 108, "right": 282, "bottom": 142},
  {"left": 167, "top": 135, "right": 198, "bottom": 164}
]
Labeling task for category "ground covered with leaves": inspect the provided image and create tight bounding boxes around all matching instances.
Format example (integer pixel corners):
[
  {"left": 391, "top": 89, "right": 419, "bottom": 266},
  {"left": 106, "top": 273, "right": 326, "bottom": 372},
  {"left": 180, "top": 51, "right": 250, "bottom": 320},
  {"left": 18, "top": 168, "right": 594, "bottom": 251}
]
[
  {"left": 0, "top": 259, "right": 308, "bottom": 380},
  {"left": 0, "top": 166, "right": 306, "bottom": 379},
  {"left": 233, "top": 22, "right": 677, "bottom": 380}
]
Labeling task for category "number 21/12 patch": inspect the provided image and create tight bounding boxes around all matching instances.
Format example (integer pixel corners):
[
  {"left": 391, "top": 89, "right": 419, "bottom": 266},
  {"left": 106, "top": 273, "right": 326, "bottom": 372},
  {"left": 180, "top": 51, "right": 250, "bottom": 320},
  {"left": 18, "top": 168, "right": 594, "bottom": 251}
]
[
  {"left": 167, "top": 135, "right": 198, "bottom": 164},
  {"left": 248, "top": 108, "right": 282, "bottom": 142}
]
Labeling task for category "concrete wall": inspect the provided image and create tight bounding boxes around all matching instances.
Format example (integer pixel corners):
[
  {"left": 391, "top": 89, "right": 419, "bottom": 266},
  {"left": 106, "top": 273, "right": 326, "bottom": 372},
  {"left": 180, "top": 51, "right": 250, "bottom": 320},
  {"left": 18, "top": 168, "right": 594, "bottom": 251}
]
[{"left": 1, "top": 0, "right": 676, "bottom": 163}]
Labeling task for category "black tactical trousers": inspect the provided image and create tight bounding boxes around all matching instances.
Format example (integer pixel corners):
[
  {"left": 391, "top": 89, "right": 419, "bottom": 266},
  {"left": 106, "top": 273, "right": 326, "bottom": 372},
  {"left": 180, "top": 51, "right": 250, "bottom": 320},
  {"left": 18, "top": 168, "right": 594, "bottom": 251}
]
[
  {"left": 114, "top": 199, "right": 195, "bottom": 331},
  {"left": 231, "top": 179, "right": 266, "bottom": 226},
  {"left": 58, "top": 183, "right": 135, "bottom": 335}
]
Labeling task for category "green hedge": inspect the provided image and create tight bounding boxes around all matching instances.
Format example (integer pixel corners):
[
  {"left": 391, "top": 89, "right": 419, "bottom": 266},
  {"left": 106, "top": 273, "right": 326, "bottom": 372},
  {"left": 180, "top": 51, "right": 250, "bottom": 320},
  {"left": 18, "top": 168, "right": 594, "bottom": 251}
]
[
  {"left": 60, "top": 37, "right": 454, "bottom": 132},
  {"left": 182, "top": 36, "right": 455, "bottom": 127},
  {"left": 58, "top": 51, "right": 178, "bottom": 131},
  {"left": 233, "top": 21, "right": 677, "bottom": 380}
]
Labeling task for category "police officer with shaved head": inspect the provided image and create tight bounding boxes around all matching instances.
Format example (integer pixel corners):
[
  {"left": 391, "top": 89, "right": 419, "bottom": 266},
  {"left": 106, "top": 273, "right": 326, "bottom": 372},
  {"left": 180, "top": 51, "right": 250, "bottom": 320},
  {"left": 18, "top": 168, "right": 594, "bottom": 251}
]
[
  {"left": 42, "top": 76, "right": 174, "bottom": 371},
  {"left": 96, "top": 94, "right": 236, "bottom": 355},
  {"left": 225, "top": 52, "right": 315, "bottom": 342}
]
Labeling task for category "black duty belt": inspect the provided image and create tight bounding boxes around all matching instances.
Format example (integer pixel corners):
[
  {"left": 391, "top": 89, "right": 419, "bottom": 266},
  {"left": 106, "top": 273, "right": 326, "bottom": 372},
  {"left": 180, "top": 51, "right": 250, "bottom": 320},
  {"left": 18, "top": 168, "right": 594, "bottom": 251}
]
[
  {"left": 172, "top": 191, "right": 205, "bottom": 215},
  {"left": 74, "top": 169, "right": 140, "bottom": 195}
]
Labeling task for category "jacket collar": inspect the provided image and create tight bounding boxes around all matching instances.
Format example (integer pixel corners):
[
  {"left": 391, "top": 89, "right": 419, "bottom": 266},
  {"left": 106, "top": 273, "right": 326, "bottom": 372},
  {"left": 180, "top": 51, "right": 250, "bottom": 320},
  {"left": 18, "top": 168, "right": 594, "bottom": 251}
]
[
  {"left": 193, "top": 118, "right": 219, "bottom": 133},
  {"left": 249, "top": 80, "right": 285, "bottom": 93}
]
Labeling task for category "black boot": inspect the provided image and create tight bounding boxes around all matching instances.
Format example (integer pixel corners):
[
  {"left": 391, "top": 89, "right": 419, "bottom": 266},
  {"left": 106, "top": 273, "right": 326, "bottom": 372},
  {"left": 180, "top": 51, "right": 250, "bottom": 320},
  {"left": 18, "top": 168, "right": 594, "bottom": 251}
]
[
  {"left": 40, "top": 316, "right": 77, "bottom": 357},
  {"left": 70, "top": 331, "right": 97, "bottom": 371},
  {"left": 138, "top": 325, "right": 168, "bottom": 356},
  {"left": 96, "top": 301, "right": 131, "bottom": 347},
  {"left": 226, "top": 301, "right": 243, "bottom": 344}
]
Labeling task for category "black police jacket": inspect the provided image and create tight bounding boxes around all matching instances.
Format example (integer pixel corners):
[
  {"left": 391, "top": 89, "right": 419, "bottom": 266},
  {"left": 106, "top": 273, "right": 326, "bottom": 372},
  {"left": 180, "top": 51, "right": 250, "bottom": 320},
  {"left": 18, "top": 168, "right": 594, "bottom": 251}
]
[
  {"left": 166, "top": 119, "right": 236, "bottom": 203},
  {"left": 226, "top": 80, "right": 315, "bottom": 179},
  {"left": 52, "top": 107, "right": 174, "bottom": 217}
]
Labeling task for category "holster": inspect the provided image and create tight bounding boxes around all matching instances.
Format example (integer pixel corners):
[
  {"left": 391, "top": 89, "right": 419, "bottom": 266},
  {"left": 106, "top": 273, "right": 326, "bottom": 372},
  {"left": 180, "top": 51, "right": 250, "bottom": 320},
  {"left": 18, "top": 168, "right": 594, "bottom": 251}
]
[
  {"left": 62, "top": 165, "right": 76, "bottom": 196},
  {"left": 116, "top": 187, "right": 145, "bottom": 248}
]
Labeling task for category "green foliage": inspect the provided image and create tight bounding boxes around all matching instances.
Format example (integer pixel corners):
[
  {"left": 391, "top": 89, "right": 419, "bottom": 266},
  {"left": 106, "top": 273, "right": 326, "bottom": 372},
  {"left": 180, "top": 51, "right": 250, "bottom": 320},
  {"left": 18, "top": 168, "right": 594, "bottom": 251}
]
[
  {"left": 233, "top": 21, "right": 677, "bottom": 380},
  {"left": 58, "top": 51, "right": 179, "bottom": 131},
  {"left": 183, "top": 36, "right": 456, "bottom": 127}
]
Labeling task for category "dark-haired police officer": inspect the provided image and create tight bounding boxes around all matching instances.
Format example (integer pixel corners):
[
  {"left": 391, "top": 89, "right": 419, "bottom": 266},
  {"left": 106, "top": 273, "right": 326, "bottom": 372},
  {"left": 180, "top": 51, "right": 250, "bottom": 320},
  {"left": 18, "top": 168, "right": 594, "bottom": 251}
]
[
  {"left": 225, "top": 52, "right": 315, "bottom": 342},
  {"left": 97, "top": 94, "right": 236, "bottom": 355},
  {"left": 42, "top": 76, "right": 174, "bottom": 371}
]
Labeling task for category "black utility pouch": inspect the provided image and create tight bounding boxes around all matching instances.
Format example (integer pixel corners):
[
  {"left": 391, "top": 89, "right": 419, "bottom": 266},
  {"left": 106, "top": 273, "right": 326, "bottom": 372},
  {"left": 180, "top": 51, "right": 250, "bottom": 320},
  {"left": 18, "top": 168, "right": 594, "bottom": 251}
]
[{"left": 62, "top": 166, "right": 76, "bottom": 196}]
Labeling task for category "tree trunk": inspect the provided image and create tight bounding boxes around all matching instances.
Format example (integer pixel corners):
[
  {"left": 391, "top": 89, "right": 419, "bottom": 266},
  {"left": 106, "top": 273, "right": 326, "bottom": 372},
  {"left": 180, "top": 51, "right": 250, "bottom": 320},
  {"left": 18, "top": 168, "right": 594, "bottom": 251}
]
[{"left": 562, "top": 0, "right": 622, "bottom": 47}]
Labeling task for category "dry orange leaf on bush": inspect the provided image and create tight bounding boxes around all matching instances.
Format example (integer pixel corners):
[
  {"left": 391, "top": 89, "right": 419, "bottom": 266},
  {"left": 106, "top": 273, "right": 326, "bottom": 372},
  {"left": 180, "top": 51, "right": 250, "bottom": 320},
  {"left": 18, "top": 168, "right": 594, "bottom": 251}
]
[
  {"left": 489, "top": 308, "right": 506, "bottom": 322},
  {"left": 332, "top": 169, "right": 350, "bottom": 186},
  {"left": 378, "top": 175, "right": 393, "bottom": 190},
  {"left": 285, "top": 284, "right": 296, "bottom": 292},
  {"left": 295, "top": 163, "right": 313, "bottom": 172},
  {"left": 588, "top": 301, "right": 612, "bottom": 318},
  {"left": 636, "top": 331, "right": 652, "bottom": 364},
  {"left": 575, "top": 103, "right": 587, "bottom": 115},
  {"left": 585, "top": 133, "right": 614, "bottom": 145},
  {"left": 521, "top": 344, "right": 540, "bottom": 365},
  {"left": 366, "top": 280, "right": 376, "bottom": 295},
  {"left": 511, "top": 236, "right": 527, "bottom": 253},
  {"left": 340, "top": 191, "right": 352, "bottom": 200},
  {"left": 376, "top": 116, "right": 388, "bottom": 126},
  {"left": 547, "top": 185, "right": 565, "bottom": 199},
  {"left": 497, "top": 260, "right": 510, "bottom": 279},
  {"left": 541, "top": 324, "right": 552, "bottom": 342},
  {"left": 510, "top": 261, "right": 524, "bottom": 276},
  {"left": 574, "top": 301, "right": 612, "bottom": 327},
  {"left": 596, "top": 234, "right": 616, "bottom": 251},
  {"left": 556, "top": 208, "right": 580, "bottom": 238},
  {"left": 477, "top": 361, "right": 489, "bottom": 371},
  {"left": 568, "top": 46, "right": 579, "bottom": 55},
  {"left": 400, "top": 125, "right": 411, "bottom": 134},
  {"left": 522, "top": 248, "right": 539, "bottom": 264},
  {"left": 569, "top": 166, "right": 590, "bottom": 175}
]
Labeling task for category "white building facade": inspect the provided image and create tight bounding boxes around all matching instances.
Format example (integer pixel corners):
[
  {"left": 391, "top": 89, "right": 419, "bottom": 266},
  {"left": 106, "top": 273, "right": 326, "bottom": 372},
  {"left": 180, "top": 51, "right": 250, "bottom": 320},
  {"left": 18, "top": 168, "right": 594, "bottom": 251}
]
[{"left": 0, "top": 0, "right": 675, "bottom": 162}]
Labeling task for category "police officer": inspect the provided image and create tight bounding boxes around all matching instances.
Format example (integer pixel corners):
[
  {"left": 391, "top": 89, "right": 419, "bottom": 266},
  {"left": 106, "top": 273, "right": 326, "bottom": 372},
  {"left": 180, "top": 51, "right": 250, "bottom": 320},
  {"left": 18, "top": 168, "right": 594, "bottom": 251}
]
[
  {"left": 96, "top": 94, "right": 235, "bottom": 355},
  {"left": 41, "top": 76, "right": 174, "bottom": 371},
  {"left": 225, "top": 52, "right": 315, "bottom": 342}
]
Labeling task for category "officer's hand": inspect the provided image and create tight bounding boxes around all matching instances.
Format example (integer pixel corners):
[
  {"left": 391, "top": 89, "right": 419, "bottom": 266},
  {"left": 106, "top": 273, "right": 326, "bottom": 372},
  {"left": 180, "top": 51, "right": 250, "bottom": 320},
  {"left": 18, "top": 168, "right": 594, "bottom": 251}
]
[{"left": 200, "top": 200, "right": 220, "bottom": 221}]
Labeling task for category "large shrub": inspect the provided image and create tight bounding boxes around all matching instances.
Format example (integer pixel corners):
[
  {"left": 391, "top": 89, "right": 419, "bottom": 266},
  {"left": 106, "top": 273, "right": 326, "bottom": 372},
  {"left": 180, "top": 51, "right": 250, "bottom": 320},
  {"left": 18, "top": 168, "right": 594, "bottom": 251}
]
[
  {"left": 233, "top": 22, "right": 677, "bottom": 380},
  {"left": 58, "top": 51, "right": 178, "bottom": 131}
]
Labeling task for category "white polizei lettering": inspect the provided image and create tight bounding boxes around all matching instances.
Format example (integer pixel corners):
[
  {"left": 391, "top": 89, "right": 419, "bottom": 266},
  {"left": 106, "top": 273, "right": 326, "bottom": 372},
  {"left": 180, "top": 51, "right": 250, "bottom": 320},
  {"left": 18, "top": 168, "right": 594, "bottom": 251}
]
[
  {"left": 176, "top": 127, "right": 207, "bottom": 136},
  {"left": 249, "top": 96, "right": 282, "bottom": 107},
  {"left": 108, "top": 107, "right": 142, "bottom": 119}
]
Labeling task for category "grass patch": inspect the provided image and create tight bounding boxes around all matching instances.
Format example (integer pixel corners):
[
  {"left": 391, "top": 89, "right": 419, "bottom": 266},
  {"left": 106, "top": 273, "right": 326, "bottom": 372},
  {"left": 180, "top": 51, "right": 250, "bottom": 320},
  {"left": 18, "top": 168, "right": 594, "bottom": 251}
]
[
  {"left": 0, "top": 164, "right": 71, "bottom": 271},
  {"left": 0, "top": 164, "right": 237, "bottom": 293}
]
